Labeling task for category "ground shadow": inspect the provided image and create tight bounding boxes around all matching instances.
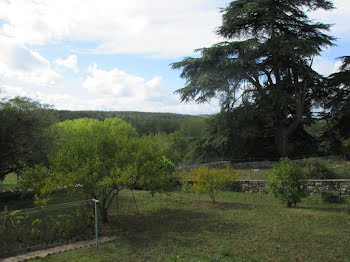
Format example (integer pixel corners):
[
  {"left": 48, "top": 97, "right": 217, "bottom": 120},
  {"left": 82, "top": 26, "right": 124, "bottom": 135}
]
[
  {"left": 294, "top": 205, "right": 350, "bottom": 213},
  {"left": 212, "top": 201, "right": 252, "bottom": 210},
  {"left": 100, "top": 207, "right": 244, "bottom": 252}
]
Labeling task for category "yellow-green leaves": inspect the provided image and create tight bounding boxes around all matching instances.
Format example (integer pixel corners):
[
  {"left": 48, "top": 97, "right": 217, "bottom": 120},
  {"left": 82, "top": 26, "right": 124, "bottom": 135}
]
[
  {"left": 183, "top": 166, "right": 239, "bottom": 203},
  {"left": 21, "top": 117, "right": 174, "bottom": 221}
]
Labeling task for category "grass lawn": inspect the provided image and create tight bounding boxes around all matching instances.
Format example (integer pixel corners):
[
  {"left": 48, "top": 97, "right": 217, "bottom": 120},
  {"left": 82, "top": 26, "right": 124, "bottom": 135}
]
[
  {"left": 0, "top": 172, "right": 18, "bottom": 188},
  {"left": 29, "top": 190, "right": 350, "bottom": 262}
]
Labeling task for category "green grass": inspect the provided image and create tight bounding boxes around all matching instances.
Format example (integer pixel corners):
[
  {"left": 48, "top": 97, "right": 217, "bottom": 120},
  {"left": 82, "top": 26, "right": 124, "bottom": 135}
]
[
  {"left": 0, "top": 173, "right": 18, "bottom": 188},
  {"left": 29, "top": 190, "right": 350, "bottom": 262}
]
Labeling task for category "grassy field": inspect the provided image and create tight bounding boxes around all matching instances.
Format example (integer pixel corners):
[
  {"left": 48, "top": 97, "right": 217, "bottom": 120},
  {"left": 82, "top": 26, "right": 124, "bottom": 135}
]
[{"left": 28, "top": 190, "right": 350, "bottom": 262}]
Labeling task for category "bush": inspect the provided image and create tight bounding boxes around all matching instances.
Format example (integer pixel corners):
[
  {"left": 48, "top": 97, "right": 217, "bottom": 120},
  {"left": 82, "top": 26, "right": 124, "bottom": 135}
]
[
  {"left": 267, "top": 158, "right": 307, "bottom": 207},
  {"left": 304, "top": 158, "right": 337, "bottom": 179},
  {"left": 321, "top": 190, "right": 346, "bottom": 204},
  {"left": 182, "top": 166, "right": 239, "bottom": 203}
]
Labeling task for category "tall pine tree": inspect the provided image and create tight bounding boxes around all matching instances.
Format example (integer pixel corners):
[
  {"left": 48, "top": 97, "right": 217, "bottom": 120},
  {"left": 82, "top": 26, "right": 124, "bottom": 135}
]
[{"left": 172, "top": 0, "right": 335, "bottom": 156}]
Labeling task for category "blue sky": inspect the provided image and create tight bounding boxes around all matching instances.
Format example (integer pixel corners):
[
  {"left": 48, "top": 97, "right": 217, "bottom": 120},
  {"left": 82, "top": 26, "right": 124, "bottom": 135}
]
[{"left": 0, "top": 0, "right": 349, "bottom": 115}]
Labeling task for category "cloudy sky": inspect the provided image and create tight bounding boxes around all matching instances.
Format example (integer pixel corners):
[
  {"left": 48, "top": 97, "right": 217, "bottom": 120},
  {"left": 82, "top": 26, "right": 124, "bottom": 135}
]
[{"left": 0, "top": 0, "right": 349, "bottom": 114}]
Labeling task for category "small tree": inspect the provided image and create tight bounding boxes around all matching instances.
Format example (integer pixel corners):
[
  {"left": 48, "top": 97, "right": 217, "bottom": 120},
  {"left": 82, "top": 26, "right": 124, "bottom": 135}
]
[
  {"left": 183, "top": 166, "right": 239, "bottom": 203},
  {"left": 21, "top": 118, "right": 173, "bottom": 222},
  {"left": 267, "top": 158, "right": 307, "bottom": 207}
]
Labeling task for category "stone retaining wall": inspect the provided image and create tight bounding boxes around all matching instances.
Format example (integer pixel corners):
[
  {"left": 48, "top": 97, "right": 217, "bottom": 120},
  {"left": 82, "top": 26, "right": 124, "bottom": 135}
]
[{"left": 232, "top": 179, "right": 350, "bottom": 195}]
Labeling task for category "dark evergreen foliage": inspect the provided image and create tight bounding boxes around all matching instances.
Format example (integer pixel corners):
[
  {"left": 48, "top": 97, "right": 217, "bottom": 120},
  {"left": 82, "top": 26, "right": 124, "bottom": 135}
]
[{"left": 172, "top": 0, "right": 335, "bottom": 157}]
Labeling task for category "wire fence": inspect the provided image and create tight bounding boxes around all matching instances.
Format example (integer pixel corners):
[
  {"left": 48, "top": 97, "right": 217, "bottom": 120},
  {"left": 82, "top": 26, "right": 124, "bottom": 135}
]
[
  {"left": 0, "top": 199, "right": 95, "bottom": 258},
  {"left": 0, "top": 191, "right": 150, "bottom": 259}
]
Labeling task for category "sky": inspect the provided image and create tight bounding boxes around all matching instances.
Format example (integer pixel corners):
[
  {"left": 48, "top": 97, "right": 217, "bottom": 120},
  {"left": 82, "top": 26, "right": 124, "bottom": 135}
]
[{"left": 0, "top": 0, "right": 349, "bottom": 115}]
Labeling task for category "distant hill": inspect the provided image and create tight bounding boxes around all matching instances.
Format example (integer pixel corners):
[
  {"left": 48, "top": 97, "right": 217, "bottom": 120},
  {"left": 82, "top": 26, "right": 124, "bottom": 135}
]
[{"left": 55, "top": 110, "right": 205, "bottom": 135}]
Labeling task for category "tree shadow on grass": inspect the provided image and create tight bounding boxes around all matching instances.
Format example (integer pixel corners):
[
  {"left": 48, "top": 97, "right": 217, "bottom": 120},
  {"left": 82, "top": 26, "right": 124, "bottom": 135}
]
[
  {"left": 182, "top": 199, "right": 252, "bottom": 211},
  {"left": 293, "top": 205, "right": 349, "bottom": 213},
  {"left": 213, "top": 201, "right": 252, "bottom": 210},
  {"left": 100, "top": 207, "right": 244, "bottom": 251}
]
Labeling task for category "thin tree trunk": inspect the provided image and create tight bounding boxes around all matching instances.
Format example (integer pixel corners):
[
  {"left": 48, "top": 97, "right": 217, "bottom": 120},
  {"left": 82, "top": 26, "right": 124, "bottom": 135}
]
[
  {"left": 116, "top": 190, "right": 119, "bottom": 216},
  {"left": 98, "top": 204, "right": 109, "bottom": 223},
  {"left": 132, "top": 190, "right": 139, "bottom": 215}
]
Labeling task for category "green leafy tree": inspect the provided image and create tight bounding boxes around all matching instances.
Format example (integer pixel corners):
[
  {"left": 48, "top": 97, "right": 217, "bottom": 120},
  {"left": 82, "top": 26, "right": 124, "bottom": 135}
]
[
  {"left": 267, "top": 158, "right": 307, "bottom": 207},
  {"left": 183, "top": 166, "right": 239, "bottom": 203},
  {"left": 150, "top": 132, "right": 185, "bottom": 165},
  {"left": 172, "top": 0, "right": 335, "bottom": 157},
  {"left": 21, "top": 118, "right": 173, "bottom": 222},
  {"left": 0, "top": 97, "right": 57, "bottom": 180},
  {"left": 118, "top": 136, "right": 174, "bottom": 193}
]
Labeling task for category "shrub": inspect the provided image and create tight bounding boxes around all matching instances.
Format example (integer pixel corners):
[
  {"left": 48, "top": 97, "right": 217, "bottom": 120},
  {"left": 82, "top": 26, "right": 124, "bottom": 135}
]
[
  {"left": 182, "top": 166, "right": 239, "bottom": 203},
  {"left": 267, "top": 158, "right": 307, "bottom": 207},
  {"left": 304, "top": 158, "right": 337, "bottom": 179},
  {"left": 321, "top": 190, "right": 346, "bottom": 204}
]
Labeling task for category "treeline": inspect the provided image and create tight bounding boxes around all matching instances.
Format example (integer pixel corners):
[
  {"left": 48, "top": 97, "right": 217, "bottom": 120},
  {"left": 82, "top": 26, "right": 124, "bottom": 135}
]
[
  {"left": 0, "top": 97, "right": 208, "bottom": 180},
  {"left": 55, "top": 110, "right": 199, "bottom": 135}
]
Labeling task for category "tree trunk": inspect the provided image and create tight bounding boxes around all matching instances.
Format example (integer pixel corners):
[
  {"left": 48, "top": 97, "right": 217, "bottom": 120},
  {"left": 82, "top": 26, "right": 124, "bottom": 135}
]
[
  {"left": 98, "top": 204, "right": 109, "bottom": 223},
  {"left": 276, "top": 127, "right": 288, "bottom": 157}
]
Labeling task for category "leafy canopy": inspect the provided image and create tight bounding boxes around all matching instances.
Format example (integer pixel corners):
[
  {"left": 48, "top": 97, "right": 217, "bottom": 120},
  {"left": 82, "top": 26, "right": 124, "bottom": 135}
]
[
  {"left": 0, "top": 96, "right": 56, "bottom": 180},
  {"left": 21, "top": 118, "right": 173, "bottom": 222}
]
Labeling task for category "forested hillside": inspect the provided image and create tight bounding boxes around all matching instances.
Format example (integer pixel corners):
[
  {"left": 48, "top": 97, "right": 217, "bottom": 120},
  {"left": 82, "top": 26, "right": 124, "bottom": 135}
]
[{"left": 55, "top": 110, "right": 203, "bottom": 135}]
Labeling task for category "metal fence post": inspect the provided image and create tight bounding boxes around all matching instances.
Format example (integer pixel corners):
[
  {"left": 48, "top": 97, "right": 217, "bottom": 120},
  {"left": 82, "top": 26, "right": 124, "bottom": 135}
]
[{"left": 92, "top": 199, "right": 99, "bottom": 248}]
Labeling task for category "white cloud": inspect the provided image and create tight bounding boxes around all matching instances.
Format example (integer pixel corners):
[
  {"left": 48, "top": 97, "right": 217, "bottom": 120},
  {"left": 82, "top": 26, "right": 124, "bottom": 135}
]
[
  {"left": 0, "top": 35, "right": 60, "bottom": 87},
  {"left": 82, "top": 63, "right": 172, "bottom": 104},
  {"left": 0, "top": 83, "right": 219, "bottom": 114},
  {"left": 312, "top": 56, "right": 342, "bottom": 76},
  {"left": 0, "top": 85, "right": 27, "bottom": 98},
  {"left": 309, "top": 0, "right": 350, "bottom": 41},
  {"left": 79, "top": 63, "right": 219, "bottom": 113},
  {"left": 55, "top": 55, "right": 78, "bottom": 73},
  {"left": 0, "top": 0, "right": 224, "bottom": 57}
]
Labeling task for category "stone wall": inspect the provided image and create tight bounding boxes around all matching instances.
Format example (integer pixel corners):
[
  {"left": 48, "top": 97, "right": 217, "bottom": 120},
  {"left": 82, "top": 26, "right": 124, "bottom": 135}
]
[{"left": 232, "top": 179, "right": 350, "bottom": 195}]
